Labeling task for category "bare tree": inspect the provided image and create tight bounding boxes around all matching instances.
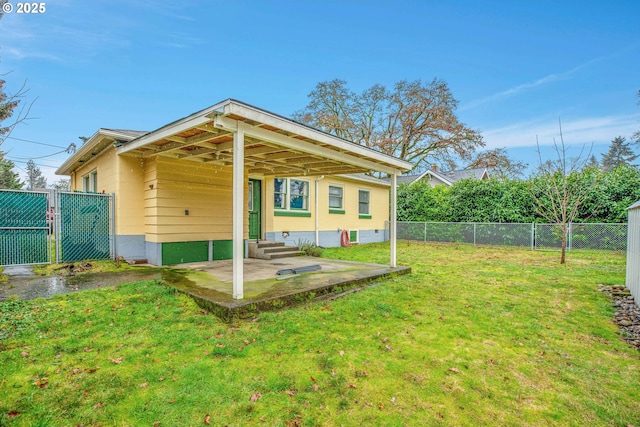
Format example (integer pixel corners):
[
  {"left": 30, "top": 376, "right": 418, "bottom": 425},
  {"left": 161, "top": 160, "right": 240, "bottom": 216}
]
[
  {"left": 294, "top": 79, "right": 484, "bottom": 173},
  {"left": 469, "top": 147, "right": 528, "bottom": 180},
  {"left": 530, "top": 119, "right": 598, "bottom": 264}
]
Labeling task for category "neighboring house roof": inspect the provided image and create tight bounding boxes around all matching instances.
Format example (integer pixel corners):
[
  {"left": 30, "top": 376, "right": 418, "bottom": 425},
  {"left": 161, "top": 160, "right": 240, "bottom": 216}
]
[
  {"left": 388, "top": 167, "right": 489, "bottom": 187},
  {"left": 57, "top": 99, "right": 412, "bottom": 177}
]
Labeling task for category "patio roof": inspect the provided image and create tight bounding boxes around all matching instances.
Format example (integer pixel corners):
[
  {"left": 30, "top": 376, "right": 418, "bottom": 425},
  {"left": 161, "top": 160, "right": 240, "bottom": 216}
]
[{"left": 115, "top": 99, "right": 412, "bottom": 177}]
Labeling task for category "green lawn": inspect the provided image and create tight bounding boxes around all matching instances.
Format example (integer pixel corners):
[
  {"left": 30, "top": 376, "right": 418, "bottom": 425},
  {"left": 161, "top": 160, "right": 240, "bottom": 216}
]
[{"left": 1, "top": 242, "right": 638, "bottom": 426}]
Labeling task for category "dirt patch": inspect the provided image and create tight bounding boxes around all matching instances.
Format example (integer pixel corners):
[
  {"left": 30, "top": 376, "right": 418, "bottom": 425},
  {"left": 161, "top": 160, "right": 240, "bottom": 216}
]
[{"left": 598, "top": 285, "right": 640, "bottom": 350}]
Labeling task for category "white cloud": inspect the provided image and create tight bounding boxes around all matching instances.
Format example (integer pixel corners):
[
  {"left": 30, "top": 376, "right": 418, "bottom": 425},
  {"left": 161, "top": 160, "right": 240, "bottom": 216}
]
[
  {"left": 483, "top": 113, "right": 640, "bottom": 149},
  {"left": 460, "top": 56, "right": 605, "bottom": 112}
]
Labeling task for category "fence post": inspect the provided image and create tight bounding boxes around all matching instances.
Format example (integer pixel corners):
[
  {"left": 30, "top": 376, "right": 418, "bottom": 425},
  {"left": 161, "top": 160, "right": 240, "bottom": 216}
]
[
  {"left": 568, "top": 223, "right": 572, "bottom": 252},
  {"left": 531, "top": 223, "right": 535, "bottom": 251},
  {"left": 473, "top": 223, "right": 477, "bottom": 247},
  {"left": 424, "top": 221, "right": 427, "bottom": 245},
  {"left": 55, "top": 190, "right": 61, "bottom": 264}
]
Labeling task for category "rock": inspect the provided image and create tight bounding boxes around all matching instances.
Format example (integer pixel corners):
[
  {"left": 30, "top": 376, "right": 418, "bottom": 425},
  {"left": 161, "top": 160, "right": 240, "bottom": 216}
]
[{"left": 618, "top": 319, "right": 633, "bottom": 327}]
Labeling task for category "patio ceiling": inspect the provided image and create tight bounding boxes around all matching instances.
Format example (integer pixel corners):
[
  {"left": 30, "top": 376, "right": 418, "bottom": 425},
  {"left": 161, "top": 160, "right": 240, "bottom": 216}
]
[{"left": 116, "top": 99, "right": 412, "bottom": 177}]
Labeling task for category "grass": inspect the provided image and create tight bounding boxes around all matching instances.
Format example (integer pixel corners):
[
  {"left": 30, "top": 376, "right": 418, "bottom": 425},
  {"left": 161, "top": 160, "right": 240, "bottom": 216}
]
[
  {"left": 1, "top": 242, "right": 639, "bottom": 426},
  {"left": 31, "top": 258, "right": 144, "bottom": 276}
]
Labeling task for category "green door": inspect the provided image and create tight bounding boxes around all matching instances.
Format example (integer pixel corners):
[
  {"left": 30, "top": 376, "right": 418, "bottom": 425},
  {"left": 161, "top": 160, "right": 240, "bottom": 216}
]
[{"left": 248, "top": 179, "right": 262, "bottom": 240}]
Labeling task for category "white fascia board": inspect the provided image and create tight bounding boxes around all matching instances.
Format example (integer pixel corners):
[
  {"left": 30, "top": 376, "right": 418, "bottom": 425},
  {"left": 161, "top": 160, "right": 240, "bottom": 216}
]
[
  {"left": 223, "top": 102, "right": 412, "bottom": 172},
  {"left": 117, "top": 100, "right": 230, "bottom": 155},
  {"left": 56, "top": 128, "right": 130, "bottom": 176},
  {"left": 214, "top": 115, "right": 400, "bottom": 175}
]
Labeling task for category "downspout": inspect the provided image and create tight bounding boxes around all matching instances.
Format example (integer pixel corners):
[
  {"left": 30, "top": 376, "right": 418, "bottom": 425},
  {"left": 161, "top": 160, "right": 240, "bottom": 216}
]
[{"left": 315, "top": 176, "right": 325, "bottom": 246}]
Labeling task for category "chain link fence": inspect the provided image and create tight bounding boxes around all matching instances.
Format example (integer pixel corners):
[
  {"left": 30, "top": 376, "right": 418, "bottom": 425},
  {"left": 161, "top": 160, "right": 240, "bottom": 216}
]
[
  {"left": 0, "top": 190, "right": 51, "bottom": 265},
  {"left": 395, "top": 221, "right": 627, "bottom": 252},
  {"left": 0, "top": 189, "right": 114, "bottom": 266}
]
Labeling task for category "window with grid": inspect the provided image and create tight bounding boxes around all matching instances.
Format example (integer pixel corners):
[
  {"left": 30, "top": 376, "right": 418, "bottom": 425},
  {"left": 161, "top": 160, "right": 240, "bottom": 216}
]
[
  {"left": 289, "top": 179, "right": 309, "bottom": 210},
  {"left": 329, "top": 185, "right": 343, "bottom": 211},
  {"left": 274, "top": 178, "right": 287, "bottom": 209},
  {"left": 358, "top": 189, "right": 370, "bottom": 216}
]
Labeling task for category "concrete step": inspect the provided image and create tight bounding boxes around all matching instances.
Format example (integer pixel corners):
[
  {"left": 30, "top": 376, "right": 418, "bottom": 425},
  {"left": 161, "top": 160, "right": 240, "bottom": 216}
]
[
  {"left": 263, "top": 246, "right": 301, "bottom": 254},
  {"left": 256, "top": 241, "right": 285, "bottom": 249},
  {"left": 266, "top": 251, "right": 305, "bottom": 260}
]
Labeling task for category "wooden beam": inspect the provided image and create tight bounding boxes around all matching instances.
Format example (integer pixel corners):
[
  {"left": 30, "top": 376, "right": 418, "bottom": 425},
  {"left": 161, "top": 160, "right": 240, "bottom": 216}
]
[{"left": 214, "top": 115, "right": 399, "bottom": 174}]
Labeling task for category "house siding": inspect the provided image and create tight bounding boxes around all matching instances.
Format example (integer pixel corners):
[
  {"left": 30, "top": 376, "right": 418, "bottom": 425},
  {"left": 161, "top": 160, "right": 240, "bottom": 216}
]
[
  {"left": 627, "top": 202, "right": 640, "bottom": 304},
  {"left": 145, "top": 156, "right": 248, "bottom": 243}
]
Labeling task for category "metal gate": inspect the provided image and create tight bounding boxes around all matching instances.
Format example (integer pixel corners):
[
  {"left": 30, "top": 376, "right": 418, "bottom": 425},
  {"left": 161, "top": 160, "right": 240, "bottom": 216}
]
[
  {"left": 0, "top": 189, "right": 114, "bottom": 266},
  {"left": 0, "top": 190, "right": 51, "bottom": 265},
  {"left": 56, "top": 192, "right": 114, "bottom": 263}
]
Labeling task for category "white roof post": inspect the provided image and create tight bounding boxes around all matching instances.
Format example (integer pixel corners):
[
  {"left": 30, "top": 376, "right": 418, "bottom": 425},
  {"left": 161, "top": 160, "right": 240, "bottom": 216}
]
[
  {"left": 390, "top": 172, "right": 397, "bottom": 268},
  {"left": 232, "top": 125, "right": 245, "bottom": 299}
]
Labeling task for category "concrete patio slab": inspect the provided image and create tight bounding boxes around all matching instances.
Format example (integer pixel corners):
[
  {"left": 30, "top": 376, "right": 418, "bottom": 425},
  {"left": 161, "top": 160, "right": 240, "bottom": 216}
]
[{"left": 167, "top": 257, "right": 410, "bottom": 321}]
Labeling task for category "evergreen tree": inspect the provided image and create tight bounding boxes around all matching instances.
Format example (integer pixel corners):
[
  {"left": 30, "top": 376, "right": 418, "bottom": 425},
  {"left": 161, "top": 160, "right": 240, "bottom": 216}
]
[
  {"left": 25, "top": 159, "right": 47, "bottom": 190},
  {"left": 601, "top": 136, "right": 638, "bottom": 172},
  {"left": 0, "top": 151, "right": 23, "bottom": 189}
]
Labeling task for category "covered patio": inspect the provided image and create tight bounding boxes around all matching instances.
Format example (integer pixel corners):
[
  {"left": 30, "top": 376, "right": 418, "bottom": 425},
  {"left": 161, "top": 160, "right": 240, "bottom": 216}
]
[
  {"left": 168, "top": 256, "right": 411, "bottom": 321},
  {"left": 109, "top": 99, "right": 413, "bottom": 299}
]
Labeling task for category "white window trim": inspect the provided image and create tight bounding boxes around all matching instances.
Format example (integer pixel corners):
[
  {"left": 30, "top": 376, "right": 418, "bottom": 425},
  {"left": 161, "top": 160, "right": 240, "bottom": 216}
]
[
  {"left": 328, "top": 184, "right": 344, "bottom": 211},
  {"left": 274, "top": 178, "right": 310, "bottom": 212},
  {"left": 358, "top": 189, "right": 371, "bottom": 216},
  {"left": 82, "top": 169, "right": 98, "bottom": 192}
]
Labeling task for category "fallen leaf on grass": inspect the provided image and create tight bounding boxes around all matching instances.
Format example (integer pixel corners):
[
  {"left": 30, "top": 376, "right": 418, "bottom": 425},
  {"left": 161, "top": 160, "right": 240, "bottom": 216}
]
[
  {"left": 249, "top": 393, "right": 262, "bottom": 402},
  {"left": 447, "top": 367, "right": 462, "bottom": 374},
  {"left": 139, "top": 382, "right": 148, "bottom": 388},
  {"left": 158, "top": 377, "right": 165, "bottom": 382},
  {"left": 7, "top": 411, "right": 21, "bottom": 418},
  {"left": 110, "top": 357, "right": 124, "bottom": 364},
  {"left": 204, "top": 414, "right": 211, "bottom": 424},
  {"left": 384, "top": 345, "right": 392, "bottom": 351},
  {"left": 21, "top": 351, "right": 28, "bottom": 358},
  {"left": 153, "top": 422, "right": 161, "bottom": 427},
  {"left": 93, "top": 402, "right": 103, "bottom": 409},
  {"left": 285, "top": 390, "right": 297, "bottom": 396},
  {"left": 339, "top": 350, "right": 345, "bottom": 356},
  {"left": 83, "top": 347, "right": 93, "bottom": 352},
  {"left": 348, "top": 383, "right": 357, "bottom": 389},
  {"left": 33, "top": 377, "right": 48, "bottom": 388},
  {"left": 86, "top": 308, "right": 92, "bottom": 313},
  {"left": 312, "top": 383, "right": 319, "bottom": 391}
]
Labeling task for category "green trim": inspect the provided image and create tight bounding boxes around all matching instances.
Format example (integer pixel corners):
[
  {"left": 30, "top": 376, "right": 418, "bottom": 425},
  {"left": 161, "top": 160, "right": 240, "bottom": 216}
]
[
  {"left": 274, "top": 210, "right": 311, "bottom": 218},
  {"left": 359, "top": 214, "right": 372, "bottom": 219},
  {"left": 329, "top": 209, "right": 345, "bottom": 215}
]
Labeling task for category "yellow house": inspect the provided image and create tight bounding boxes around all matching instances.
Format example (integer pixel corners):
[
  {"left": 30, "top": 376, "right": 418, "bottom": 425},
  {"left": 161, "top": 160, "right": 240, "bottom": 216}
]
[{"left": 56, "top": 99, "right": 412, "bottom": 299}]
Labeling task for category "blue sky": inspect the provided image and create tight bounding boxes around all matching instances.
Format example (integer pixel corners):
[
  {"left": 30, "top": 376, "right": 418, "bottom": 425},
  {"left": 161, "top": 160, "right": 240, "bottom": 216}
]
[{"left": 1, "top": 0, "right": 639, "bottom": 183}]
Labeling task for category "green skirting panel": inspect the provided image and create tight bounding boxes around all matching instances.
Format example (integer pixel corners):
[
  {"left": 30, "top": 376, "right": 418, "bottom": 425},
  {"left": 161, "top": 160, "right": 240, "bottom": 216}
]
[
  {"left": 212, "top": 240, "right": 233, "bottom": 261},
  {"left": 162, "top": 241, "right": 208, "bottom": 265},
  {"left": 161, "top": 240, "right": 235, "bottom": 265}
]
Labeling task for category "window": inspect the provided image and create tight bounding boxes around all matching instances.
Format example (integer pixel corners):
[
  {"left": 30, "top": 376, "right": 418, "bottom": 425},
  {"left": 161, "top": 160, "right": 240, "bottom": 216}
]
[
  {"left": 289, "top": 179, "right": 309, "bottom": 210},
  {"left": 274, "top": 178, "right": 287, "bottom": 209},
  {"left": 273, "top": 178, "right": 311, "bottom": 216},
  {"left": 329, "top": 185, "right": 344, "bottom": 213},
  {"left": 358, "top": 189, "right": 370, "bottom": 218},
  {"left": 82, "top": 170, "right": 98, "bottom": 192}
]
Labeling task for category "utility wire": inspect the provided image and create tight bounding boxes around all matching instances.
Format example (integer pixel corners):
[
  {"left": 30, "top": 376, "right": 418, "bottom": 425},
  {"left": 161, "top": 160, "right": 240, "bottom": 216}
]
[
  {"left": 8, "top": 149, "right": 69, "bottom": 160},
  {"left": 5, "top": 136, "right": 69, "bottom": 149}
]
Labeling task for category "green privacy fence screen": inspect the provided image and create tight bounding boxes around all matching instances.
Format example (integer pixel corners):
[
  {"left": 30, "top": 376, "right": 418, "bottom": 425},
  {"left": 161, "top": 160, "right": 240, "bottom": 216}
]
[
  {"left": 57, "top": 192, "right": 113, "bottom": 263},
  {"left": 0, "top": 190, "right": 50, "bottom": 265}
]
